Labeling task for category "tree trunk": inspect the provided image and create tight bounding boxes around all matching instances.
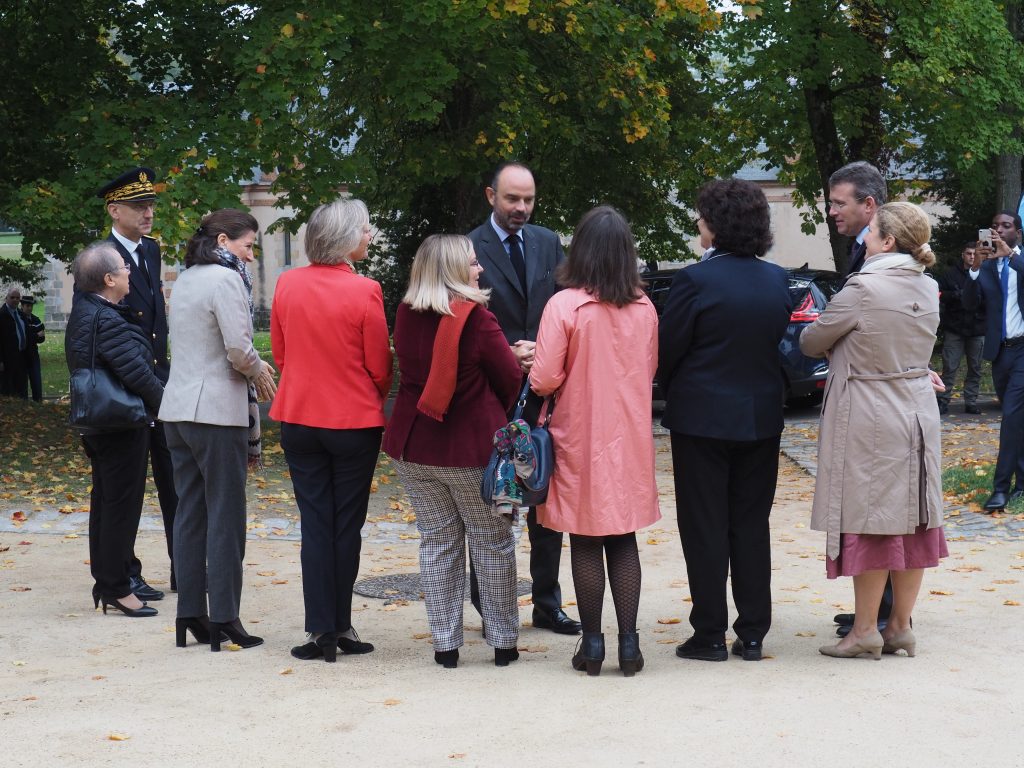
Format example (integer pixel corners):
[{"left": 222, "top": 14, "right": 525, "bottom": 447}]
[
  {"left": 997, "top": 2, "right": 1023, "bottom": 213},
  {"left": 803, "top": 83, "right": 849, "bottom": 272}
]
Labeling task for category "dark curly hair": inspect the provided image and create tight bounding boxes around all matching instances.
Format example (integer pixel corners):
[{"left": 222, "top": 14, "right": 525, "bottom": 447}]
[
  {"left": 696, "top": 179, "right": 774, "bottom": 258},
  {"left": 557, "top": 205, "right": 643, "bottom": 307}
]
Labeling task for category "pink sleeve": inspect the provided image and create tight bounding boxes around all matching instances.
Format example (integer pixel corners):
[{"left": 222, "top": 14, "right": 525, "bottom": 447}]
[{"left": 529, "top": 299, "right": 569, "bottom": 396}]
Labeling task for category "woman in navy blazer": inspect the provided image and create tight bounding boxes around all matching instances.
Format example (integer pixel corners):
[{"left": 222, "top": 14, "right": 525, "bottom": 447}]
[
  {"left": 658, "top": 179, "right": 793, "bottom": 663},
  {"left": 382, "top": 234, "right": 523, "bottom": 669}
]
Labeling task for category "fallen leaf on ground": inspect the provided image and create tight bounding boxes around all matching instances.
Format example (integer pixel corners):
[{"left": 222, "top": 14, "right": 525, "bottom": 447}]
[
  {"left": 10, "top": 586, "right": 30, "bottom": 592},
  {"left": 794, "top": 631, "right": 816, "bottom": 637},
  {"left": 92, "top": 676, "right": 105, "bottom": 680},
  {"left": 256, "top": 571, "right": 276, "bottom": 577},
  {"left": 411, "top": 632, "right": 431, "bottom": 640},
  {"left": 107, "top": 733, "right": 130, "bottom": 741},
  {"left": 448, "top": 754, "right": 466, "bottom": 759},
  {"left": 271, "top": 579, "right": 288, "bottom": 585},
  {"left": 1005, "top": 600, "right": 1021, "bottom": 606},
  {"left": 279, "top": 668, "right": 293, "bottom": 675},
  {"left": 383, "top": 698, "right": 401, "bottom": 706},
  {"left": 657, "top": 617, "right": 681, "bottom": 625},
  {"left": 226, "top": 643, "right": 242, "bottom": 651},
  {"left": 517, "top": 644, "right": 549, "bottom": 653},
  {"left": 929, "top": 590, "right": 953, "bottom": 595}
]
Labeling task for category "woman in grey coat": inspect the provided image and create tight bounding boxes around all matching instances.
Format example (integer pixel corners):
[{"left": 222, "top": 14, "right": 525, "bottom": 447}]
[{"left": 159, "top": 209, "right": 277, "bottom": 651}]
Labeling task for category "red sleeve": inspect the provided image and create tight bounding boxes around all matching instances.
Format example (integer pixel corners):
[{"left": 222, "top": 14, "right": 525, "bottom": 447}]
[
  {"left": 475, "top": 307, "right": 522, "bottom": 411},
  {"left": 362, "top": 281, "right": 393, "bottom": 398}
]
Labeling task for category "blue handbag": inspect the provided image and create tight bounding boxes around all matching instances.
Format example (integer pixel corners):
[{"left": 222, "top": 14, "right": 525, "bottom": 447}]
[{"left": 480, "top": 381, "right": 556, "bottom": 507}]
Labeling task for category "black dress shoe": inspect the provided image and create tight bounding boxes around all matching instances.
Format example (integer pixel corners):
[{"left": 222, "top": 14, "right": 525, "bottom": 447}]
[
  {"left": 675, "top": 636, "right": 728, "bottom": 662},
  {"left": 833, "top": 612, "right": 854, "bottom": 626},
  {"left": 984, "top": 492, "right": 1009, "bottom": 512},
  {"left": 965, "top": 403, "right": 982, "bottom": 415},
  {"left": 130, "top": 575, "right": 164, "bottom": 602},
  {"left": 731, "top": 638, "right": 763, "bottom": 661},
  {"left": 1009, "top": 488, "right": 1024, "bottom": 503},
  {"left": 532, "top": 608, "right": 582, "bottom": 635}
]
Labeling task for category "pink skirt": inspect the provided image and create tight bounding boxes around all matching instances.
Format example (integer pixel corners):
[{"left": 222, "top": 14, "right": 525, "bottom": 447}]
[{"left": 826, "top": 524, "right": 948, "bottom": 579}]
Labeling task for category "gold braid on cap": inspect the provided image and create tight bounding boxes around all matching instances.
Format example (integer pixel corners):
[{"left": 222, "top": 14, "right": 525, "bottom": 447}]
[{"left": 104, "top": 172, "right": 156, "bottom": 203}]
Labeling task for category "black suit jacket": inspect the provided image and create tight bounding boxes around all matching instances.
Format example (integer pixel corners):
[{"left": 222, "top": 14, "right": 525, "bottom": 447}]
[
  {"left": 467, "top": 221, "right": 565, "bottom": 344},
  {"left": 657, "top": 254, "right": 793, "bottom": 441},
  {"left": 106, "top": 233, "right": 170, "bottom": 382},
  {"left": 963, "top": 249, "right": 1024, "bottom": 361}
]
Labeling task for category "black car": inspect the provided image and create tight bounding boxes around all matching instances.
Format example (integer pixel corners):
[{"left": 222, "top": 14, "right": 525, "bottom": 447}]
[{"left": 643, "top": 266, "right": 843, "bottom": 405}]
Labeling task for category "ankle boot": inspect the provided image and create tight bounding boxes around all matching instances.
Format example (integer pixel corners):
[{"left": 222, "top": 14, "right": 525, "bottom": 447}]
[
  {"left": 618, "top": 632, "right": 644, "bottom": 677},
  {"left": 571, "top": 632, "right": 605, "bottom": 676}
]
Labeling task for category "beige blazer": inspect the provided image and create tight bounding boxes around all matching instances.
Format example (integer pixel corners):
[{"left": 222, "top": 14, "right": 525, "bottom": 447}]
[
  {"left": 158, "top": 264, "right": 263, "bottom": 427},
  {"left": 800, "top": 261, "right": 943, "bottom": 559}
]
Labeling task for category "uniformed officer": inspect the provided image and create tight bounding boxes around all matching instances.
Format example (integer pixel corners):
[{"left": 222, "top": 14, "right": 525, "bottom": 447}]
[{"left": 97, "top": 167, "right": 177, "bottom": 600}]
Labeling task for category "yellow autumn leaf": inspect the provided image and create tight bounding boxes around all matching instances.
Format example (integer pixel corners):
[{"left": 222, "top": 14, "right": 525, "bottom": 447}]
[
  {"left": 281, "top": 23, "right": 294, "bottom": 37},
  {"left": 794, "top": 631, "right": 816, "bottom": 637},
  {"left": 1005, "top": 600, "right": 1021, "bottom": 606},
  {"left": 107, "top": 733, "right": 130, "bottom": 741},
  {"left": 929, "top": 590, "right": 953, "bottom": 596},
  {"left": 657, "top": 617, "right": 681, "bottom": 624},
  {"left": 279, "top": 668, "right": 294, "bottom": 675},
  {"left": 383, "top": 698, "right": 401, "bottom": 706}
]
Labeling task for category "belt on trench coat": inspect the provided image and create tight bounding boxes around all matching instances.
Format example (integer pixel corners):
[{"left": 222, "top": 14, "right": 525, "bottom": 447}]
[{"left": 824, "top": 366, "right": 931, "bottom": 560}]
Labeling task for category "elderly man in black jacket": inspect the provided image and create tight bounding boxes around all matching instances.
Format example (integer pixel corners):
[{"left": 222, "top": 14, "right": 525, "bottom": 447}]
[{"left": 937, "top": 242, "right": 986, "bottom": 415}]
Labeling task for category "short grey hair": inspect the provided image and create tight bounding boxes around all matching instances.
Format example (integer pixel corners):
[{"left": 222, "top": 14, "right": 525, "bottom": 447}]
[
  {"left": 304, "top": 198, "right": 369, "bottom": 265},
  {"left": 829, "top": 161, "right": 887, "bottom": 205},
  {"left": 73, "top": 241, "right": 123, "bottom": 293}
]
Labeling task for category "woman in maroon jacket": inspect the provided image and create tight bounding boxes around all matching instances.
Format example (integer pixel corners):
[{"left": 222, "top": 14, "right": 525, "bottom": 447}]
[{"left": 382, "top": 234, "right": 523, "bottom": 669}]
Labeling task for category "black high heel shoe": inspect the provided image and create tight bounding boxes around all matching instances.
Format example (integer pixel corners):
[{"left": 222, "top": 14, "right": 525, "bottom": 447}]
[
  {"left": 618, "top": 632, "right": 645, "bottom": 677},
  {"left": 494, "top": 647, "right": 520, "bottom": 667},
  {"left": 92, "top": 586, "right": 100, "bottom": 610},
  {"left": 208, "top": 618, "right": 264, "bottom": 652},
  {"left": 176, "top": 616, "right": 217, "bottom": 647},
  {"left": 434, "top": 649, "right": 459, "bottom": 668},
  {"left": 571, "top": 632, "right": 605, "bottom": 676},
  {"left": 291, "top": 633, "right": 339, "bottom": 662},
  {"left": 101, "top": 597, "right": 158, "bottom": 618}
]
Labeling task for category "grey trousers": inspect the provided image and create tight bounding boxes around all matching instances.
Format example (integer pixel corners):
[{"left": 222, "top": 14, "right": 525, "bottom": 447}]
[
  {"left": 939, "top": 332, "right": 985, "bottom": 406},
  {"left": 165, "top": 421, "right": 248, "bottom": 623},
  {"left": 394, "top": 460, "right": 519, "bottom": 653}
]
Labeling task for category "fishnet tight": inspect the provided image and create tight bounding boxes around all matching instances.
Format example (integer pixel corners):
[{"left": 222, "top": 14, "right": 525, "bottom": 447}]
[{"left": 569, "top": 533, "right": 641, "bottom": 634}]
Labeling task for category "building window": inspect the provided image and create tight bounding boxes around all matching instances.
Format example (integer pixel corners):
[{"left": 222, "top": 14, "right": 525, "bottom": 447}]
[{"left": 284, "top": 231, "right": 291, "bottom": 266}]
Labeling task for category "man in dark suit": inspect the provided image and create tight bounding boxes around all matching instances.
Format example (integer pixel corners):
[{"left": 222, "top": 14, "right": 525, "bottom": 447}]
[
  {"left": 964, "top": 211, "right": 1024, "bottom": 512},
  {"left": 18, "top": 295, "right": 45, "bottom": 402},
  {"left": 827, "top": 160, "right": 887, "bottom": 279},
  {"left": 467, "top": 162, "right": 581, "bottom": 635},
  {"left": 96, "top": 167, "right": 176, "bottom": 601},
  {"left": 937, "top": 242, "right": 985, "bottom": 415},
  {"left": 825, "top": 160, "right": 896, "bottom": 638},
  {"left": 0, "top": 286, "right": 29, "bottom": 398}
]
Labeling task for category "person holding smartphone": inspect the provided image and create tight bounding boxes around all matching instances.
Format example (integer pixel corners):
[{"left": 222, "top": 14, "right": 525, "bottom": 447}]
[
  {"left": 963, "top": 211, "right": 1024, "bottom": 511},
  {"left": 937, "top": 242, "right": 985, "bottom": 415}
]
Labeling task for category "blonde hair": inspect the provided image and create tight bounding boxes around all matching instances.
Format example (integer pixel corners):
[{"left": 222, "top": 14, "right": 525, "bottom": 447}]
[
  {"left": 875, "top": 202, "right": 935, "bottom": 267},
  {"left": 403, "top": 234, "right": 490, "bottom": 316},
  {"left": 304, "top": 198, "right": 369, "bottom": 265}
]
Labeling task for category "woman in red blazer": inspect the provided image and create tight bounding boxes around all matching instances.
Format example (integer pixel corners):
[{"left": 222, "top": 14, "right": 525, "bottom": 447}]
[
  {"left": 382, "top": 234, "right": 523, "bottom": 669},
  {"left": 270, "top": 198, "right": 393, "bottom": 663}
]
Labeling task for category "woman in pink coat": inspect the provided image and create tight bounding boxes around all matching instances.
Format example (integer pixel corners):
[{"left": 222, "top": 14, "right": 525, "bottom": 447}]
[{"left": 529, "top": 205, "right": 660, "bottom": 677}]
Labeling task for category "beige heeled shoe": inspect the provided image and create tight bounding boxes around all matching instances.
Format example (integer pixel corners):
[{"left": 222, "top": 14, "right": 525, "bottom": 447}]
[
  {"left": 819, "top": 630, "right": 883, "bottom": 660},
  {"left": 882, "top": 629, "right": 916, "bottom": 657}
]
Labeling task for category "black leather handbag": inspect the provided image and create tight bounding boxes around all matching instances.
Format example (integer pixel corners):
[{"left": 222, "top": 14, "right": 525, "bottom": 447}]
[{"left": 69, "top": 311, "right": 149, "bottom": 431}]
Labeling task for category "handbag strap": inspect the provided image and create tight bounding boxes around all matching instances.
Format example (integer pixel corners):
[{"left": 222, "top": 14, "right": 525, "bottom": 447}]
[{"left": 512, "top": 379, "right": 556, "bottom": 426}]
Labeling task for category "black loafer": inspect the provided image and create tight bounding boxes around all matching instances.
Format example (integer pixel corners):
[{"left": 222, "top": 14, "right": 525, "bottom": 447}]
[
  {"left": 984, "top": 492, "right": 1009, "bottom": 512},
  {"left": 833, "top": 612, "right": 854, "bottom": 626},
  {"left": 731, "top": 638, "right": 763, "bottom": 661},
  {"left": 965, "top": 403, "right": 982, "bottom": 415},
  {"left": 675, "top": 636, "right": 728, "bottom": 662},
  {"left": 532, "top": 608, "right": 582, "bottom": 635},
  {"left": 130, "top": 575, "right": 165, "bottom": 602}
]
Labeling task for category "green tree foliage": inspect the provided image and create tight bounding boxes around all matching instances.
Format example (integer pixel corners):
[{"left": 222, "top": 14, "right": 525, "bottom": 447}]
[
  {"left": 0, "top": 0, "right": 720, "bottom": 296},
  {"left": 714, "top": 0, "right": 1024, "bottom": 272}
]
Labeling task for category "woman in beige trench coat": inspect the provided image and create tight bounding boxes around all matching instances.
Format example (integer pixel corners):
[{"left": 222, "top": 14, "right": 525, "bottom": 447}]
[{"left": 800, "top": 202, "right": 948, "bottom": 660}]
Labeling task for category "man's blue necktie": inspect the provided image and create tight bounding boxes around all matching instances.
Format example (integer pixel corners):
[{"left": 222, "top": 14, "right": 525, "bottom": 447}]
[{"left": 1000, "top": 257, "right": 1010, "bottom": 340}]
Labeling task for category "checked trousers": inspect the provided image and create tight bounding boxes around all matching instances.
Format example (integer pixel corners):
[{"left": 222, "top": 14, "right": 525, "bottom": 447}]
[{"left": 394, "top": 460, "right": 519, "bottom": 652}]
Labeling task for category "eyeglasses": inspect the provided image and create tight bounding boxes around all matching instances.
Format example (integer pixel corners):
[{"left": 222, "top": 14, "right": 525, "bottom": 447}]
[
  {"left": 107, "top": 263, "right": 130, "bottom": 278},
  {"left": 469, "top": 260, "right": 480, "bottom": 267},
  {"left": 827, "top": 196, "right": 867, "bottom": 211}
]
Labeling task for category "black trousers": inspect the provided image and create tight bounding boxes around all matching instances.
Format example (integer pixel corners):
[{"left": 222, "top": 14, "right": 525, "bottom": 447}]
[
  {"left": 470, "top": 387, "right": 564, "bottom": 615},
  {"left": 671, "top": 431, "right": 780, "bottom": 643},
  {"left": 282, "top": 423, "right": 382, "bottom": 634},
  {"left": 128, "top": 421, "right": 178, "bottom": 578},
  {"left": 991, "top": 344, "right": 1024, "bottom": 494},
  {"left": 25, "top": 349, "right": 41, "bottom": 402},
  {"left": 83, "top": 427, "right": 150, "bottom": 600}
]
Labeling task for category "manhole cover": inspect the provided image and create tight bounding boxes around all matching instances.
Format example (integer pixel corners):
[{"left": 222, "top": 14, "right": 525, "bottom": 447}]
[{"left": 353, "top": 573, "right": 533, "bottom": 601}]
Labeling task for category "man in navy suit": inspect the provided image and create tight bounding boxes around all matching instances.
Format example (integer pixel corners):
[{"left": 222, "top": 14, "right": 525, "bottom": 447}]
[
  {"left": 96, "top": 167, "right": 177, "bottom": 601},
  {"left": 827, "top": 161, "right": 887, "bottom": 279},
  {"left": 466, "top": 162, "right": 581, "bottom": 635},
  {"left": 964, "top": 210, "right": 1024, "bottom": 512}
]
